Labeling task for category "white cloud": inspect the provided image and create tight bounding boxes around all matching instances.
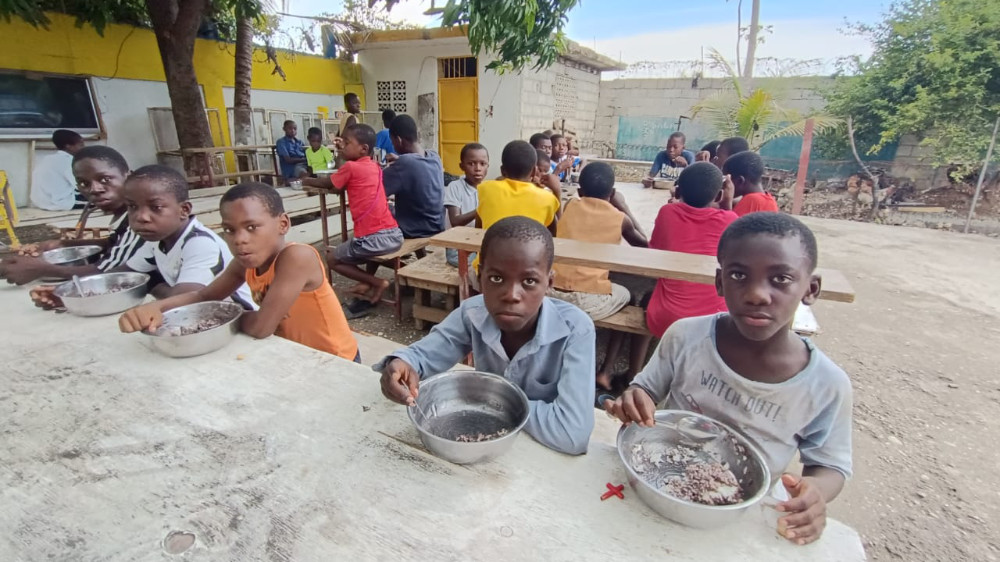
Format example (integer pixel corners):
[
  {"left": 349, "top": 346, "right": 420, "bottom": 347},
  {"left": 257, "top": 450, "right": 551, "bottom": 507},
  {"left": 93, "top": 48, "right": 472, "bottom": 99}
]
[{"left": 593, "top": 19, "right": 872, "bottom": 77}]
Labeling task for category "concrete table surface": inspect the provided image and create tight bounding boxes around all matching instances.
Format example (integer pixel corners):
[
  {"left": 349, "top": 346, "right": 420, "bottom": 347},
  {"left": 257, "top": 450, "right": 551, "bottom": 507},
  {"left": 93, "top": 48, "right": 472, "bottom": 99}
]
[{"left": 0, "top": 287, "right": 866, "bottom": 561}]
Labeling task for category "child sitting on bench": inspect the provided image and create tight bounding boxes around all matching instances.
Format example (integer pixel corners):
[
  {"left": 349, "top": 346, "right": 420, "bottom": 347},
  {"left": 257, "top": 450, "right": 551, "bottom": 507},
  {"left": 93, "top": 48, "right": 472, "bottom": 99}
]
[
  {"left": 443, "top": 143, "right": 488, "bottom": 267},
  {"left": 606, "top": 213, "right": 852, "bottom": 546},
  {"left": 119, "top": 183, "right": 359, "bottom": 361},
  {"left": 723, "top": 150, "right": 779, "bottom": 216},
  {"left": 377, "top": 216, "right": 596, "bottom": 455}
]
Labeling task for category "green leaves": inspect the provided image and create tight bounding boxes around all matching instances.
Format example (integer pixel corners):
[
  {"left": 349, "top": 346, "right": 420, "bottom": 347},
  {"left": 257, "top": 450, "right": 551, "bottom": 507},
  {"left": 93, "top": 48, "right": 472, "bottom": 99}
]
[
  {"left": 437, "top": 0, "right": 579, "bottom": 73},
  {"left": 825, "top": 0, "right": 1000, "bottom": 172}
]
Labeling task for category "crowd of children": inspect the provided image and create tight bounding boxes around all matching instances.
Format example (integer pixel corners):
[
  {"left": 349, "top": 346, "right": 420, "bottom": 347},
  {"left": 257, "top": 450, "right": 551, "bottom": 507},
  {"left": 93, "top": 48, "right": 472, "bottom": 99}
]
[{"left": 2, "top": 110, "right": 849, "bottom": 545}]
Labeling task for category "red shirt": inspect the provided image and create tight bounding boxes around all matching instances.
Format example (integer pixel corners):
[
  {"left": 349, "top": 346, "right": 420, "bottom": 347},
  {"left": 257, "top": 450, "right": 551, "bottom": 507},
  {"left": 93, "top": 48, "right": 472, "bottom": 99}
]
[
  {"left": 330, "top": 157, "right": 398, "bottom": 237},
  {"left": 646, "top": 203, "right": 739, "bottom": 338},
  {"left": 733, "top": 191, "right": 779, "bottom": 216}
]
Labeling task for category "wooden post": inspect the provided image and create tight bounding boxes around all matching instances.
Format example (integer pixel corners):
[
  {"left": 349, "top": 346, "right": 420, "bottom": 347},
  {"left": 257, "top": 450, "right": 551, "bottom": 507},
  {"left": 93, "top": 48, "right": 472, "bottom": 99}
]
[
  {"left": 964, "top": 115, "right": 1000, "bottom": 233},
  {"left": 791, "top": 118, "right": 815, "bottom": 215}
]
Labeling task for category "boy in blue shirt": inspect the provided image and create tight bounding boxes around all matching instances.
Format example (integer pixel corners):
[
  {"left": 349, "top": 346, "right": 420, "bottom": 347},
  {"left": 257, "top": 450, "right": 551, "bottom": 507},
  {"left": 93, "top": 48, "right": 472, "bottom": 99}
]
[
  {"left": 382, "top": 114, "right": 446, "bottom": 239},
  {"left": 374, "top": 109, "right": 397, "bottom": 164},
  {"left": 606, "top": 212, "right": 852, "bottom": 545},
  {"left": 377, "top": 216, "right": 597, "bottom": 455},
  {"left": 275, "top": 120, "right": 306, "bottom": 182},
  {"left": 642, "top": 132, "right": 695, "bottom": 188}
]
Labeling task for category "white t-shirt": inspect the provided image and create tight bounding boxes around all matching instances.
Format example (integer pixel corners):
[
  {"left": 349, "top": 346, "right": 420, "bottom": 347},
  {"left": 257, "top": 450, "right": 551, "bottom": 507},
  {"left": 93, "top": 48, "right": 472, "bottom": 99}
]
[
  {"left": 442, "top": 177, "right": 478, "bottom": 228},
  {"left": 126, "top": 217, "right": 256, "bottom": 309},
  {"left": 631, "top": 314, "right": 853, "bottom": 480},
  {"left": 30, "top": 151, "right": 78, "bottom": 211}
]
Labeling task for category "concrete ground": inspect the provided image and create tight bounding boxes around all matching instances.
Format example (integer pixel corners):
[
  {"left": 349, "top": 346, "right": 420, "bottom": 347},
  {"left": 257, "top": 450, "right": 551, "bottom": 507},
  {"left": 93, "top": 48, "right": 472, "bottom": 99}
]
[{"left": 617, "top": 183, "right": 1000, "bottom": 562}]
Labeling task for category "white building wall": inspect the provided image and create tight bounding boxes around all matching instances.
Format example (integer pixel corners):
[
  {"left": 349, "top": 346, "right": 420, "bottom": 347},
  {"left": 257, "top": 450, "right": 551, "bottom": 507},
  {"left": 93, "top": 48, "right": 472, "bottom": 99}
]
[
  {"left": 520, "top": 59, "right": 602, "bottom": 151},
  {"left": 356, "top": 39, "right": 521, "bottom": 178}
]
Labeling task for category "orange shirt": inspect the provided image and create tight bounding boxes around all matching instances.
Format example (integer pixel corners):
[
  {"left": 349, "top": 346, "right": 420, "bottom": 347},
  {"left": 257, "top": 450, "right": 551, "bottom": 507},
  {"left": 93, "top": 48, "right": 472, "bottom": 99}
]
[
  {"left": 552, "top": 198, "right": 624, "bottom": 294},
  {"left": 246, "top": 244, "right": 358, "bottom": 360},
  {"left": 733, "top": 191, "right": 779, "bottom": 216}
]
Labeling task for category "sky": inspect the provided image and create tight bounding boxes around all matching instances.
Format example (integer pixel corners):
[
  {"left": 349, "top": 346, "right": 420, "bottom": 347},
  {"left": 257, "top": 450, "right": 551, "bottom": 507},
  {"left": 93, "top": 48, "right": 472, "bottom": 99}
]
[{"left": 278, "top": 0, "right": 889, "bottom": 76}]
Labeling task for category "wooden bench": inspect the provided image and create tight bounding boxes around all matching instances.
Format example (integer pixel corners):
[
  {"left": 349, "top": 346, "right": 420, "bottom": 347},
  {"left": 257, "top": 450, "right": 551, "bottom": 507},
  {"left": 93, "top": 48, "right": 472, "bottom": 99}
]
[
  {"left": 396, "top": 250, "right": 459, "bottom": 329},
  {"left": 329, "top": 237, "right": 432, "bottom": 320}
]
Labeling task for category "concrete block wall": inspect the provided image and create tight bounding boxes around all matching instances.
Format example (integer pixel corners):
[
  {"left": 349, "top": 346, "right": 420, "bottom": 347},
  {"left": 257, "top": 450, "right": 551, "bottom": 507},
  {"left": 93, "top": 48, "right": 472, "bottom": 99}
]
[
  {"left": 890, "top": 134, "right": 948, "bottom": 189},
  {"left": 519, "top": 59, "right": 602, "bottom": 150}
]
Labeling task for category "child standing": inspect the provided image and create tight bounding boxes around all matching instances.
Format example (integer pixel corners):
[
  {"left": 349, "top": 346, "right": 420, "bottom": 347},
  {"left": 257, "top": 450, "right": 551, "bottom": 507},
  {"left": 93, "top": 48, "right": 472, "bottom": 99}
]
[
  {"left": 723, "top": 151, "right": 779, "bottom": 216},
  {"left": 121, "top": 165, "right": 255, "bottom": 307},
  {"left": 119, "top": 183, "right": 359, "bottom": 361},
  {"left": 276, "top": 120, "right": 307, "bottom": 182},
  {"left": 606, "top": 213, "right": 852, "bottom": 546},
  {"left": 382, "top": 115, "right": 446, "bottom": 239},
  {"left": 303, "top": 124, "right": 403, "bottom": 304},
  {"left": 304, "top": 127, "right": 334, "bottom": 175},
  {"left": 378, "top": 217, "right": 596, "bottom": 455},
  {"left": 643, "top": 132, "right": 694, "bottom": 188},
  {"left": 547, "top": 162, "right": 647, "bottom": 322},
  {"left": 30, "top": 129, "right": 87, "bottom": 211},
  {"left": 443, "top": 143, "right": 488, "bottom": 267},
  {"left": 3, "top": 146, "right": 146, "bottom": 286}
]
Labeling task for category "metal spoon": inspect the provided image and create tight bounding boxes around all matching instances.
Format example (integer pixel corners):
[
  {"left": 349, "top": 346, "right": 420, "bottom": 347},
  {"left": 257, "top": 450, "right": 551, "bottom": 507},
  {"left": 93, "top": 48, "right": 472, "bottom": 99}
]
[
  {"left": 409, "top": 400, "right": 436, "bottom": 421},
  {"left": 666, "top": 415, "right": 725, "bottom": 443},
  {"left": 71, "top": 275, "right": 85, "bottom": 297}
]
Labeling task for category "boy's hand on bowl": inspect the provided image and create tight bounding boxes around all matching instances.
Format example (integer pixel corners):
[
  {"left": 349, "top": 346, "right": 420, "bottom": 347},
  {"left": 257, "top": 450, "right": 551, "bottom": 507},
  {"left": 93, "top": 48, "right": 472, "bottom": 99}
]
[
  {"left": 606, "top": 386, "right": 657, "bottom": 427},
  {"left": 380, "top": 358, "right": 420, "bottom": 405},
  {"left": 775, "top": 473, "right": 827, "bottom": 545},
  {"left": 29, "top": 285, "right": 63, "bottom": 310},
  {"left": 641, "top": 177, "right": 654, "bottom": 189},
  {"left": 119, "top": 304, "right": 164, "bottom": 334}
]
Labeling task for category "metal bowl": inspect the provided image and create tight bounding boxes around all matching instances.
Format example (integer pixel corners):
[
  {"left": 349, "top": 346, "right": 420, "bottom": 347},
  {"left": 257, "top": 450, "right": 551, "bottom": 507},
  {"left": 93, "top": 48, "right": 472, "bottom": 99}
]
[
  {"left": 617, "top": 410, "right": 771, "bottom": 529},
  {"left": 52, "top": 272, "right": 150, "bottom": 317},
  {"left": 407, "top": 370, "right": 530, "bottom": 465},
  {"left": 145, "top": 301, "right": 244, "bottom": 358},
  {"left": 41, "top": 245, "right": 103, "bottom": 267}
]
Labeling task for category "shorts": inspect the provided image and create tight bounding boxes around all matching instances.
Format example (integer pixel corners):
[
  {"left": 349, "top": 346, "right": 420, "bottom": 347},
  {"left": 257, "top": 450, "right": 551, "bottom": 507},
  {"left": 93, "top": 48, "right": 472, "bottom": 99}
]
[
  {"left": 609, "top": 272, "right": 657, "bottom": 306},
  {"left": 331, "top": 227, "right": 404, "bottom": 265},
  {"left": 445, "top": 248, "right": 477, "bottom": 268},
  {"left": 547, "top": 283, "right": 631, "bottom": 321}
]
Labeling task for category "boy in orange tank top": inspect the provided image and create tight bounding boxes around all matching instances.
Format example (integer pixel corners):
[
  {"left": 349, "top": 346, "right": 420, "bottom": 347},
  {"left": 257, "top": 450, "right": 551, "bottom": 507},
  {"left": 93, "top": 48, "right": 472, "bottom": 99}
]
[{"left": 119, "top": 183, "right": 360, "bottom": 361}]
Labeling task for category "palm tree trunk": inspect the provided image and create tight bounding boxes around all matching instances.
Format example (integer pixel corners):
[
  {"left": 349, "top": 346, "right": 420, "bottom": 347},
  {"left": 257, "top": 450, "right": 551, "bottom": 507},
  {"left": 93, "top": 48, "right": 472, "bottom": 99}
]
[
  {"left": 742, "top": 0, "right": 760, "bottom": 79},
  {"left": 145, "top": 0, "right": 215, "bottom": 153},
  {"left": 233, "top": 17, "right": 254, "bottom": 147}
]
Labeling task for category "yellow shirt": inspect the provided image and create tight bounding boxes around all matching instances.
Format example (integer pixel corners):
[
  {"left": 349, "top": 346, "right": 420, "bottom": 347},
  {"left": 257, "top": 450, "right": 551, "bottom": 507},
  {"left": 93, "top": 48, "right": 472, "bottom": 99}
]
[
  {"left": 305, "top": 146, "right": 333, "bottom": 171},
  {"left": 474, "top": 178, "right": 559, "bottom": 270}
]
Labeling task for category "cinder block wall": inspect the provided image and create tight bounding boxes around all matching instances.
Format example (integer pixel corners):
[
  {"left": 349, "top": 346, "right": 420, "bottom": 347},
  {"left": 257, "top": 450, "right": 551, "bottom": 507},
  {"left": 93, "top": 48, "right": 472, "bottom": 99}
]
[{"left": 520, "top": 58, "right": 602, "bottom": 150}]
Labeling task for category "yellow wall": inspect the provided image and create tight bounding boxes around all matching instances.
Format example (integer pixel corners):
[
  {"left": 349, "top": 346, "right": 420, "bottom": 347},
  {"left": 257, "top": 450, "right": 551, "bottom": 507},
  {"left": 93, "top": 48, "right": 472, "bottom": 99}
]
[{"left": 0, "top": 12, "right": 364, "bottom": 147}]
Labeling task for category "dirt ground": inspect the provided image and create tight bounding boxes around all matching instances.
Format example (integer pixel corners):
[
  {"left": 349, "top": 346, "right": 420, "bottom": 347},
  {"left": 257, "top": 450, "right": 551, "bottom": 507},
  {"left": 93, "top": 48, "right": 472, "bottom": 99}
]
[{"left": 337, "top": 184, "right": 1000, "bottom": 561}]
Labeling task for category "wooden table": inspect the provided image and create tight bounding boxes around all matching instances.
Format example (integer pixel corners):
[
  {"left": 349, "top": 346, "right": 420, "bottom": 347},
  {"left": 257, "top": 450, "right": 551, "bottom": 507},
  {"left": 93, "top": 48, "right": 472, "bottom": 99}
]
[
  {"left": 0, "top": 288, "right": 864, "bottom": 561},
  {"left": 306, "top": 169, "right": 349, "bottom": 246},
  {"left": 431, "top": 227, "right": 857, "bottom": 303}
]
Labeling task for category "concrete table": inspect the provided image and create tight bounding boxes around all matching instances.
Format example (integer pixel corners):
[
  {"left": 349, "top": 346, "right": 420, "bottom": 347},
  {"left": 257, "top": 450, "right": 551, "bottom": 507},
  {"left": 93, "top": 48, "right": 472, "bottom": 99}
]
[{"left": 0, "top": 288, "right": 865, "bottom": 561}]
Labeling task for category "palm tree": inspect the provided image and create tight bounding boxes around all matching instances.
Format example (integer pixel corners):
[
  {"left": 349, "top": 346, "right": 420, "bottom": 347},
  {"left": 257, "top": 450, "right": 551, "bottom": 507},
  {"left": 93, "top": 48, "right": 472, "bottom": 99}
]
[{"left": 690, "top": 49, "right": 841, "bottom": 150}]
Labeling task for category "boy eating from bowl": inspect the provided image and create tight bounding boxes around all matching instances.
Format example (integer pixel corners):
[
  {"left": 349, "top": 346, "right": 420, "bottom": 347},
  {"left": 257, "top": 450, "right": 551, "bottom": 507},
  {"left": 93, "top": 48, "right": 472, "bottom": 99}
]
[
  {"left": 605, "top": 213, "right": 852, "bottom": 545},
  {"left": 377, "top": 216, "right": 596, "bottom": 455},
  {"left": 119, "top": 182, "right": 359, "bottom": 361}
]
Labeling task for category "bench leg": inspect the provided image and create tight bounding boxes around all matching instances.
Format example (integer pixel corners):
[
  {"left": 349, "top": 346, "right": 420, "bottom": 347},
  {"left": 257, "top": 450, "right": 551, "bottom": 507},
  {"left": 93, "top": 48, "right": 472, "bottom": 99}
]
[
  {"left": 393, "top": 257, "right": 403, "bottom": 320},
  {"left": 413, "top": 288, "right": 429, "bottom": 330}
]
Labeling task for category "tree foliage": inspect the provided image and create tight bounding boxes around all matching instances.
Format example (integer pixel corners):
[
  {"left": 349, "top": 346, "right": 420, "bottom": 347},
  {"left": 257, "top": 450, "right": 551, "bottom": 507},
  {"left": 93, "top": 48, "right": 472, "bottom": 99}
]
[
  {"left": 824, "top": 0, "right": 1000, "bottom": 173},
  {"left": 690, "top": 49, "right": 841, "bottom": 150},
  {"left": 436, "top": 0, "right": 579, "bottom": 72}
]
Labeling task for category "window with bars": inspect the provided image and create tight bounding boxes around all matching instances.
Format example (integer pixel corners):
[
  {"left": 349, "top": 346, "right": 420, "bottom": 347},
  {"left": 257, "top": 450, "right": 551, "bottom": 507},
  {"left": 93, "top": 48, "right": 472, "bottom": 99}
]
[
  {"left": 438, "top": 57, "right": 477, "bottom": 79},
  {"left": 376, "top": 80, "right": 407, "bottom": 113}
]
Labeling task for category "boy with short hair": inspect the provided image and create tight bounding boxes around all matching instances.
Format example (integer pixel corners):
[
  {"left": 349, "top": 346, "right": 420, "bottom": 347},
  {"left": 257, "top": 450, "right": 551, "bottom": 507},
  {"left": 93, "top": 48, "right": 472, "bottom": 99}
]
[
  {"left": 549, "top": 134, "right": 581, "bottom": 180},
  {"left": 374, "top": 109, "right": 397, "bottom": 163},
  {"left": 529, "top": 132, "right": 552, "bottom": 158},
  {"left": 119, "top": 182, "right": 359, "bottom": 361},
  {"left": 3, "top": 146, "right": 146, "bottom": 287},
  {"left": 697, "top": 140, "right": 721, "bottom": 163},
  {"left": 378, "top": 216, "right": 596, "bottom": 455},
  {"left": 723, "top": 150, "right": 779, "bottom": 216},
  {"left": 382, "top": 114, "right": 446, "bottom": 239},
  {"left": 714, "top": 136, "right": 751, "bottom": 170},
  {"left": 548, "top": 162, "right": 647, "bottom": 322},
  {"left": 476, "top": 140, "right": 560, "bottom": 238},
  {"left": 606, "top": 212, "right": 852, "bottom": 546},
  {"left": 304, "top": 124, "right": 403, "bottom": 304},
  {"left": 643, "top": 132, "right": 694, "bottom": 188},
  {"left": 276, "top": 120, "right": 307, "bottom": 182},
  {"left": 121, "top": 165, "right": 256, "bottom": 307},
  {"left": 339, "top": 93, "right": 362, "bottom": 136},
  {"left": 30, "top": 129, "right": 87, "bottom": 211},
  {"left": 304, "top": 127, "right": 334, "bottom": 176},
  {"left": 443, "top": 143, "right": 488, "bottom": 267}
]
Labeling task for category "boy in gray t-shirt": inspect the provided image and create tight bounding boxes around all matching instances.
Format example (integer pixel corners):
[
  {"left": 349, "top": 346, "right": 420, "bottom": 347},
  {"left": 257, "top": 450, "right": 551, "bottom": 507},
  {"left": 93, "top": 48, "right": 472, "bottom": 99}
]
[{"left": 606, "top": 212, "right": 852, "bottom": 547}]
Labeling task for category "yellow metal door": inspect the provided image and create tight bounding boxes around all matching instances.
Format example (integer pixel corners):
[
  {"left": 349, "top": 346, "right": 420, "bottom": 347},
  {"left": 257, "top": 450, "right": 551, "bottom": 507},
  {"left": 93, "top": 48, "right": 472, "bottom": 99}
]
[{"left": 438, "top": 77, "right": 478, "bottom": 176}]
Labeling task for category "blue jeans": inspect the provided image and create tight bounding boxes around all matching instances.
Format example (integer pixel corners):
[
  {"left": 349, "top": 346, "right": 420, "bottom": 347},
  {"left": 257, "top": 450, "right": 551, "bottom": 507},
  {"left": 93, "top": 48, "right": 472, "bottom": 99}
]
[{"left": 445, "top": 248, "right": 476, "bottom": 268}]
